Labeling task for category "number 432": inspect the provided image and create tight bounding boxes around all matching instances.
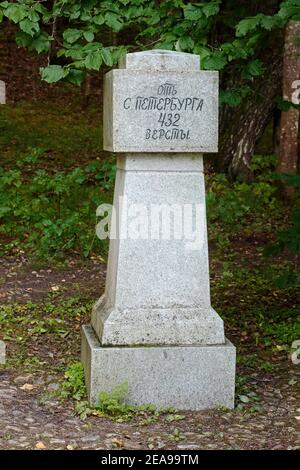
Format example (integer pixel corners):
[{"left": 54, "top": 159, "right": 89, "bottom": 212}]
[{"left": 158, "top": 113, "right": 180, "bottom": 127}]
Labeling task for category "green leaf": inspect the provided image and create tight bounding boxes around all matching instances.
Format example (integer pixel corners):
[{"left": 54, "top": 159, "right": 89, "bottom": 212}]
[
  {"left": 15, "top": 31, "right": 32, "bottom": 48},
  {"left": 203, "top": 2, "right": 220, "bottom": 18},
  {"left": 41, "top": 65, "right": 66, "bottom": 83},
  {"left": 202, "top": 52, "right": 227, "bottom": 70},
  {"left": 260, "top": 15, "right": 281, "bottom": 31},
  {"left": 101, "top": 48, "right": 113, "bottom": 67},
  {"left": 0, "top": 10, "right": 3, "bottom": 23},
  {"left": 220, "top": 90, "right": 242, "bottom": 107},
  {"left": 63, "top": 29, "right": 82, "bottom": 44},
  {"left": 61, "top": 46, "right": 84, "bottom": 60},
  {"left": 193, "top": 45, "right": 210, "bottom": 61},
  {"left": 32, "top": 34, "right": 51, "bottom": 54},
  {"left": 83, "top": 31, "right": 94, "bottom": 43},
  {"left": 34, "top": 3, "right": 47, "bottom": 15},
  {"left": 184, "top": 4, "right": 203, "bottom": 21},
  {"left": 67, "top": 69, "right": 85, "bottom": 86},
  {"left": 126, "top": 5, "right": 144, "bottom": 20},
  {"left": 279, "top": 2, "right": 300, "bottom": 20},
  {"left": 17, "top": 31, "right": 50, "bottom": 54},
  {"left": 236, "top": 16, "right": 261, "bottom": 37},
  {"left": 84, "top": 52, "right": 102, "bottom": 71},
  {"left": 239, "top": 395, "right": 250, "bottom": 403},
  {"left": 105, "top": 12, "right": 123, "bottom": 32},
  {"left": 19, "top": 19, "right": 40, "bottom": 37},
  {"left": 178, "top": 36, "right": 194, "bottom": 51},
  {"left": 246, "top": 33, "right": 263, "bottom": 48},
  {"left": 28, "top": 9, "right": 40, "bottom": 23},
  {"left": 4, "top": 4, "right": 27, "bottom": 23},
  {"left": 93, "top": 14, "right": 105, "bottom": 26},
  {"left": 244, "top": 59, "right": 265, "bottom": 77},
  {"left": 275, "top": 96, "right": 297, "bottom": 112}
]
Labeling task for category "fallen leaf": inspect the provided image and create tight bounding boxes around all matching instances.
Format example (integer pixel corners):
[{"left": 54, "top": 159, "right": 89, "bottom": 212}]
[
  {"left": 289, "top": 378, "right": 297, "bottom": 386},
  {"left": 239, "top": 395, "right": 250, "bottom": 403},
  {"left": 111, "top": 438, "right": 124, "bottom": 449},
  {"left": 36, "top": 441, "right": 46, "bottom": 449},
  {"left": 276, "top": 345, "right": 287, "bottom": 351},
  {"left": 165, "top": 414, "right": 186, "bottom": 422},
  {"left": 20, "top": 383, "right": 34, "bottom": 391}
]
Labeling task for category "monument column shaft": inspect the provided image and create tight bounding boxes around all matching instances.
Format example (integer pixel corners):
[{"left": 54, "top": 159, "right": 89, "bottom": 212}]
[
  {"left": 109, "top": 153, "right": 211, "bottom": 310},
  {"left": 91, "top": 153, "right": 225, "bottom": 346}
]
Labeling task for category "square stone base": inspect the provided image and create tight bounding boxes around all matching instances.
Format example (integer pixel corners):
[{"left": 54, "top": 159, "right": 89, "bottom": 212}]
[{"left": 81, "top": 325, "right": 236, "bottom": 410}]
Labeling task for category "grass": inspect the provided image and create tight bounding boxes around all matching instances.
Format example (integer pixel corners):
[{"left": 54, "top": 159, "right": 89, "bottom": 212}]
[
  {"left": 0, "top": 297, "right": 92, "bottom": 371},
  {"left": 212, "top": 261, "right": 299, "bottom": 353},
  {"left": 0, "top": 102, "right": 104, "bottom": 169}
]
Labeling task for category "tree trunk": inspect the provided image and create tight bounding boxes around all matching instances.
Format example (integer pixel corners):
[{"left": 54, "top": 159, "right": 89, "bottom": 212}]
[
  {"left": 84, "top": 74, "right": 92, "bottom": 107},
  {"left": 218, "top": 53, "right": 282, "bottom": 181},
  {"left": 277, "top": 20, "right": 300, "bottom": 199}
]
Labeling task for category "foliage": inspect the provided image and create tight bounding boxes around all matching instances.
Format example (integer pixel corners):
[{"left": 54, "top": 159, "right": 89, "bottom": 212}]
[
  {"left": 269, "top": 209, "right": 300, "bottom": 254},
  {"left": 207, "top": 177, "right": 278, "bottom": 225},
  {"left": 215, "top": 263, "right": 300, "bottom": 350},
  {"left": 0, "top": 149, "right": 115, "bottom": 259},
  {"left": 0, "top": 1, "right": 299, "bottom": 104},
  {"left": 0, "top": 102, "right": 103, "bottom": 168},
  {"left": 0, "top": 147, "right": 292, "bottom": 267},
  {"left": 266, "top": 174, "right": 300, "bottom": 256},
  {"left": 237, "top": 354, "right": 277, "bottom": 371},
  {"left": 0, "top": 297, "right": 92, "bottom": 372},
  {"left": 264, "top": 173, "right": 300, "bottom": 287},
  {"left": 74, "top": 383, "right": 157, "bottom": 421},
  {"left": 207, "top": 155, "right": 283, "bottom": 245},
  {"left": 0, "top": 297, "right": 91, "bottom": 342},
  {"left": 96, "top": 383, "right": 132, "bottom": 416},
  {"left": 60, "top": 361, "right": 86, "bottom": 401}
]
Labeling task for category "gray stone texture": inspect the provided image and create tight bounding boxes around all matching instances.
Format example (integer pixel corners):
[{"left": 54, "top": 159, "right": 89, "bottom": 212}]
[
  {"left": 82, "top": 325, "right": 236, "bottom": 410},
  {"left": 82, "top": 50, "right": 235, "bottom": 410},
  {"left": 0, "top": 340, "right": 6, "bottom": 365},
  {"left": 91, "top": 154, "right": 225, "bottom": 346},
  {"left": 119, "top": 49, "right": 200, "bottom": 71},
  {"left": 0, "top": 81, "right": 5, "bottom": 105},
  {"left": 103, "top": 70, "right": 218, "bottom": 153}
]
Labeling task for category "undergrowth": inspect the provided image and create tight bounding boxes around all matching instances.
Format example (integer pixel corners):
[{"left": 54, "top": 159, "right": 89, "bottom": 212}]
[{"left": 0, "top": 149, "right": 114, "bottom": 260}]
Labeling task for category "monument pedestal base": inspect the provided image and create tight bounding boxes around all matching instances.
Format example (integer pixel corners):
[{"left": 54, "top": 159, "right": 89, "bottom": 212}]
[{"left": 81, "top": 324, "right": 236, "bottom": 410}]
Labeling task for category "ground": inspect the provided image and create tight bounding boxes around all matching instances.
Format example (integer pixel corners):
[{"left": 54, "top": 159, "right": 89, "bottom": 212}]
[
  {"left": 0, "top": 366, "right": 298, "bottom": 450},
  {"left": 0, "top": 22, "right": 299, "bottom": 451},
  {"left": 0, "top": 252, "right": 299, "bottom": 450}
]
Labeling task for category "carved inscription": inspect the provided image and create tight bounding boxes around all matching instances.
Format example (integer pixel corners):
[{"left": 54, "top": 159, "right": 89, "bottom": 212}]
[{"left": 123, "top": 82, "right": 204, "bottom": 141}]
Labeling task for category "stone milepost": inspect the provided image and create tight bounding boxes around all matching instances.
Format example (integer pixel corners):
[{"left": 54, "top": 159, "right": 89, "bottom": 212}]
[
  {"left": 103, "top": 59, "right": 218, "bottom": 152},
  {"left": 82, "top": 50, "right": 236, "bottom": 410}
]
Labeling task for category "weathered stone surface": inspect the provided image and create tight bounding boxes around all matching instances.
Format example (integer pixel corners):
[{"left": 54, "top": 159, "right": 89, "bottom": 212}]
[
  {"left": 119, "top": 49, "right": 200, "bottom": 71},
  {"left": 103, "top": 70, "right": 218, "bottom": 153},
  {"left": 82, "top": 325, "right": 236, "bottom": 410},
  {"left": 0, "top": 340, "right": 6, "bottom": 365},
  {"left": 83, "top": 50, "right": 235, "bottom": 410},
  {"left": 92, "top": 297, "right": 224, "bottom": 346},
  {"left": 91, "top": 154, "right": 225, "bottom": 346},
  {"left": 0, "top": 81, "right": 5, "bottom": 105}
]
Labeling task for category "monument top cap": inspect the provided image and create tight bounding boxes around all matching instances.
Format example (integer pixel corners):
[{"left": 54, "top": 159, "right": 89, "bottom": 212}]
[{"left": 118, "top": 49, "right": 200, "bottom": 71}]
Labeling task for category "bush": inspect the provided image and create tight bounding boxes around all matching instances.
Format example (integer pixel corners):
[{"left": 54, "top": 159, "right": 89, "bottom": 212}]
[
  {"left": 207, "top": 155, "right": 282, "bottom": 231},
  {"left": 0, "top": 149, "right": 115, "bottom": 259},
  {"left": 60, "top": 362, "right": 86, "bottom": 401}
]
